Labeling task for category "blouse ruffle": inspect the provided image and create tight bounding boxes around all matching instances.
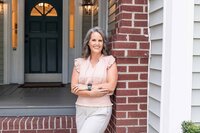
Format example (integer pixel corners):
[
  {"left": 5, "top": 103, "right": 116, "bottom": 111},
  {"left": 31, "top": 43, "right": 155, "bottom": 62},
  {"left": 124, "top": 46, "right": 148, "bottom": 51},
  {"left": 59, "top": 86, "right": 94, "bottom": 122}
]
[
  {"left": 74, "top": 58, "right": 83, "bottom": 73},
  {"left": 106, "top": 55, "right": 116, "bottom": 69}
]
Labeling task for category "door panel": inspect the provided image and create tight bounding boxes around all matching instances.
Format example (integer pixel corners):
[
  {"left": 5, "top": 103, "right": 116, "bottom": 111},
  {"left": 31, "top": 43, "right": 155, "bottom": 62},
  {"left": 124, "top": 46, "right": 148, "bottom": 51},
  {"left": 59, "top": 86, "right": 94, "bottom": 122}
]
[
  {"left": 30, "top": 38, "right": 42, "bottom": 73},
  {"left": 25, "top": 0, "right": 62, "bottom": 82}
]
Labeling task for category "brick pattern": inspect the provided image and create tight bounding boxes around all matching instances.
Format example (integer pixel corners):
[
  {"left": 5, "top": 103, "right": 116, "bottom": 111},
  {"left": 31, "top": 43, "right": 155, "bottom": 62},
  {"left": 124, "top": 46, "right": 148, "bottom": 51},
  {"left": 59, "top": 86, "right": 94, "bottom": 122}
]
[
  {"left": 107, "top": 0, "right": 149, "bottom": 132},
  {"left": 0, "top": 116, "right": 76, "bottom": 133}
]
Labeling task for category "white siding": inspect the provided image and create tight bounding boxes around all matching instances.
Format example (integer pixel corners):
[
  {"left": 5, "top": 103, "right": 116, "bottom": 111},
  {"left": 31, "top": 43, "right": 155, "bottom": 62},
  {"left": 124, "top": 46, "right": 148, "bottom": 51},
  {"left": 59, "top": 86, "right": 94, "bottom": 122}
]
[
  {"left": 192, "top": 2, "right": 200, "bottom": 123},
  {"left": 148, "top": 0, "right": 163, "bottom": 132},
  {"left": 0, "top": 14, "right": 3, "bottom": 84}
]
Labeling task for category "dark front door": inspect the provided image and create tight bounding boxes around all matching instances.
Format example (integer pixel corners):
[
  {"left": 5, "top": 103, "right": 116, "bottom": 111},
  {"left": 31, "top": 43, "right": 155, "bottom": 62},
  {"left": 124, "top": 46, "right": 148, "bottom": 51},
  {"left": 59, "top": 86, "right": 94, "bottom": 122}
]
[{"left": 25, "top": 0, "right": 62, "bottom": 82}]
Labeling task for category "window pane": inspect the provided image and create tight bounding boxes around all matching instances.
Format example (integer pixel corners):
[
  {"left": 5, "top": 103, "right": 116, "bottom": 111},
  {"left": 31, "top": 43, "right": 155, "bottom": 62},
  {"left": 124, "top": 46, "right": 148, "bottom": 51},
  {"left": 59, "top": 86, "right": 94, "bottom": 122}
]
[
  {"left": 30, "top": 7, "right": 42, "bottom": 16},
  {"left": 46, "top": 8, "right": 57, "bottom": 16},
  {"left": 69, "top": 0, "right": 75, "bottom": 48},
  {"left": 12, "top": 0, "right": 18, "bottom": 49},
  {"left": 30, "top": 3, "right": 57, "bottom": 16},
  {"left": 35, "top": 3, "right": 43, "bottom": 14}
]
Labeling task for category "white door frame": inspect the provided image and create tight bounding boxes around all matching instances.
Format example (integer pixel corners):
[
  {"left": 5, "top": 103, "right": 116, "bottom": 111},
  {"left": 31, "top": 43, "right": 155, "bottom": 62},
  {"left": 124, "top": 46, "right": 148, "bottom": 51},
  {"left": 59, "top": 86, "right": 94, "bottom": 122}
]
[{"left": 3, "top": 0, "right": 82, "bottom": 84}]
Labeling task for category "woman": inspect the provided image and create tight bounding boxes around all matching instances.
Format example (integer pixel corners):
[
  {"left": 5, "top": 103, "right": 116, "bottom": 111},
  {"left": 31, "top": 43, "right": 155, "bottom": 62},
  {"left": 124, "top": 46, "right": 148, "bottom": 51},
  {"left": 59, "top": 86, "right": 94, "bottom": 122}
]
[{"left": 71, "top": 27, "right": 118, "bottom": 133}]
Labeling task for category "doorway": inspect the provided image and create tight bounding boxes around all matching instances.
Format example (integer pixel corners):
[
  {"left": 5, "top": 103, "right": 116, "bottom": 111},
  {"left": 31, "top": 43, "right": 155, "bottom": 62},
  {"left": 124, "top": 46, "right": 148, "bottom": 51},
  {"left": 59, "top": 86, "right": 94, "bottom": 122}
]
[{"left": 25, "top": 0, "right": 62, "bottom": 82}]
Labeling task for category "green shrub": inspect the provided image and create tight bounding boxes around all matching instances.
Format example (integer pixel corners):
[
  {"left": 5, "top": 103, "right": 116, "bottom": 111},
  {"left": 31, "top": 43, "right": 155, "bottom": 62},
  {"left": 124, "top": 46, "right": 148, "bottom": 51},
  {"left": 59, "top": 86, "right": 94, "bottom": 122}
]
[{"left": 182, "top": 121, "right": 200, "bottom": 133}]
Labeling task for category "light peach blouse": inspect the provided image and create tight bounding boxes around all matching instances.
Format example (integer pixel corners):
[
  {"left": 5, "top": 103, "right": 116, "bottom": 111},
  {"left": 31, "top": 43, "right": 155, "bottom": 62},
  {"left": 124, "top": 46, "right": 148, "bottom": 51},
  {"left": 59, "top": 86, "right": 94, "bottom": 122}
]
[{"left": 74, "top": 55, "right": 115, "bottom": 107}]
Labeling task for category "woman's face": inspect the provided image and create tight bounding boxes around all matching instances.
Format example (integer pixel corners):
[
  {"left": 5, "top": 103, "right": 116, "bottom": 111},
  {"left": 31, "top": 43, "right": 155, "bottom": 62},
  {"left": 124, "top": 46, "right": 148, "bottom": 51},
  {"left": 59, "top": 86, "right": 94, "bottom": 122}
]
[{"left": 88, "top": 32, "right": 103, "bottom": 55}]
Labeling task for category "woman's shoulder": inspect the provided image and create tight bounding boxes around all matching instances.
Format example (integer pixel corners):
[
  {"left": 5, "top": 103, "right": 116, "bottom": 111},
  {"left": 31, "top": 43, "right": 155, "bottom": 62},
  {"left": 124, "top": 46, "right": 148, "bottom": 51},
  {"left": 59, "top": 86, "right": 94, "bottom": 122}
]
[
  {"left": 102, "top": 55, "right": 115, "bottom": 61},
  {"left": 102, "top": 55, "right": 116, "bottom": 69},
  {"left": 75, "top": 57, "right": 85, "bottom": 61},
  {"left": 74, "top": 57, "right": 87, "bottom": 66}
]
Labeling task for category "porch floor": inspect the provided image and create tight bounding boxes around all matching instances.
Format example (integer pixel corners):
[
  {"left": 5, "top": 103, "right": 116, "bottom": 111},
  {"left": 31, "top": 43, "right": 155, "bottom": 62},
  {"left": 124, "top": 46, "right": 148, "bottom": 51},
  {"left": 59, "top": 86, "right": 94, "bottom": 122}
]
[{"left": 0, "top": 84, "right": 77, "bottom": 116}]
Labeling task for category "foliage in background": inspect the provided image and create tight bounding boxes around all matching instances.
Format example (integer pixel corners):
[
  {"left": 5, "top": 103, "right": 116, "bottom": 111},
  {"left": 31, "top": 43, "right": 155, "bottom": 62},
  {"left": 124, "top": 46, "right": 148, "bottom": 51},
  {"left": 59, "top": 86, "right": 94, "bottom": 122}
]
[{"left": 182, "top": 121, "right": 200, "bottom": 133}]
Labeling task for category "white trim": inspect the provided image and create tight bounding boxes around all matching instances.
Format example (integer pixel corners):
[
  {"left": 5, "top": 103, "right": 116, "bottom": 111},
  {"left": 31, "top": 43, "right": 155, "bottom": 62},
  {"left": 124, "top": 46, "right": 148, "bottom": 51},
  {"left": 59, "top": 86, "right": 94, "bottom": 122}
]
[
  {"left": 3, "top": 0, "right": 12, "bottom": 84},
  {"left": 17, "top": 0, "right": 24, "bottom": 84},
  {"left": 98, "top": 0, "right": 108, "bottom": 31},
  {"left": 75, "top": 0, "right": 82, "bottom": 58},
  {"left": 161, "top": 0, "right": 194, "bottom": 132},
  {"left": 25, "top": 74, "right": 62, "bottom": 82},
  {"left": 62, "top": 0, "right": 69, "bottom": 83},
  {"left": 4, "top": 0, "right": 82, "bottom": 84}
]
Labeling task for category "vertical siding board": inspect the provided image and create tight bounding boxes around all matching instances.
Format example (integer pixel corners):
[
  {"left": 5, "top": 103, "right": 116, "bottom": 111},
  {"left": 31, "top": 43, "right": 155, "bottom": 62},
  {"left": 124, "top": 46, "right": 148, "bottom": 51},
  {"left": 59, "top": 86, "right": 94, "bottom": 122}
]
[
  {"left": 194, "top": 22, "right": 200, "bottom": 38},
  {"left": 148, "top": 111, "right": 160, "bottom": 132},
  {"left": 149, "top": 9, "right": 163, "bottom": 26},
  {"left": 149, "top": 83, "right": 161, "bottom": 101},
  {"left": 149, "top": 0, "right": 163, "bottom": 13},
  {"left": 150, "top": 24, "right": 163, "bottom": 40},
  {"left": 191, "top": 107, "right": 200, "bottom": 122},
  {"left": 149, "top": 97, "right": 160, "bottom": 117},
  {"left": 150, "top": 40, "right": 162, "bottom": 55},
  {"left": 0, "top": 13, "right": 3, "bottom": 83},
  {"left": 193, "top": 39, "right": 200, "bottom": 55},
  {"left": 192, "top": 2, "right": 200, "bottom": 123},
  {"left": 149, "top": 0, "right": 163, "bottom": 132},
  {"left": 194, "top": 5, "right": 200, "bottom": 21}
]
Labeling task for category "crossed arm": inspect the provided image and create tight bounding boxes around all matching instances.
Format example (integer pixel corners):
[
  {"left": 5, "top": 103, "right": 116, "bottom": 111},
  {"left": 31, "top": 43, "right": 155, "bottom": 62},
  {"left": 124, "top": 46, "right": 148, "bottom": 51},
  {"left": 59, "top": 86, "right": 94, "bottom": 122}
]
[{"left": 71, "top": 63, "right": 118, "bottom": 97}]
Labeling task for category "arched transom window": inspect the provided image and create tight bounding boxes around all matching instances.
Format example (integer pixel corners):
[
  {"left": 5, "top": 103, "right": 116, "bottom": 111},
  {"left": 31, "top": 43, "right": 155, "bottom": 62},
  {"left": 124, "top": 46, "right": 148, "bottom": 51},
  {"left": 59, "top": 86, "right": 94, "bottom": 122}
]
[{"left": 30, "top": 3, "right": 57, "bottom": 16}]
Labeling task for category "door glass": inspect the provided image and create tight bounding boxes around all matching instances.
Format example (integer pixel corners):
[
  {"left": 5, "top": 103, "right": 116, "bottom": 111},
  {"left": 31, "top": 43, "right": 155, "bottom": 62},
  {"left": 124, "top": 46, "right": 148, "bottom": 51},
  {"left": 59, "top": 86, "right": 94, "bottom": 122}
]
[
  {"left": 12, "top": 0, "right": 18, "bottom": 50},
  {"left": 69, "top": 0, "right": 75, "bottom": 48},
  {"left": 31, "top": 3, "right": 57, "bottom": 16}
]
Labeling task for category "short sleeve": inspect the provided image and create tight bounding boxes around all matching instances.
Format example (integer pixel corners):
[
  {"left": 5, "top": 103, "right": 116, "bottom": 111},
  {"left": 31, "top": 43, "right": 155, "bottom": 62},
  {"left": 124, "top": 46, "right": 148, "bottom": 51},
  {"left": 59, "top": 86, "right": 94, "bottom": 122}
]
[
  {"left": 74, "top": 58, "right": 82, "bottom": 73},
  {"left": 107, "top": 55, "right": 116, "bottom": 69}
]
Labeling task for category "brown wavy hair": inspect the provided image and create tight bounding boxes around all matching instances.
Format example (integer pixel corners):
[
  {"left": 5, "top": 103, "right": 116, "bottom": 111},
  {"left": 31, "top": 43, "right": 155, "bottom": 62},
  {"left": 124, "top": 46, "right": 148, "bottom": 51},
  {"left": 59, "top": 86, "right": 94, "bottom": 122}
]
[{"left": 82, "top": 27, "right": 109, "bottom": 59}]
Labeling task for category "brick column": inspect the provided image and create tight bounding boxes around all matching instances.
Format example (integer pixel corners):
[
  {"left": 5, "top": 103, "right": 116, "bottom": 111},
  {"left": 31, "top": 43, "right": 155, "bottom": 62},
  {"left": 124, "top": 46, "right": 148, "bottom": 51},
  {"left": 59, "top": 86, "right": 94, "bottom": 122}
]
[{"left": 106, "top": 0, "right": 149, "bottom": 132}]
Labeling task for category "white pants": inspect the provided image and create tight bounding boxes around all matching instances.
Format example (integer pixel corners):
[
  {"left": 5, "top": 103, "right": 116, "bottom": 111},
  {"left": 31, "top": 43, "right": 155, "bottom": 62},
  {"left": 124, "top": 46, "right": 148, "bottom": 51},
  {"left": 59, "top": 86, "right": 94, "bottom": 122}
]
[{"left": 76, "top": 105, "right": 112, "bottom": 133}]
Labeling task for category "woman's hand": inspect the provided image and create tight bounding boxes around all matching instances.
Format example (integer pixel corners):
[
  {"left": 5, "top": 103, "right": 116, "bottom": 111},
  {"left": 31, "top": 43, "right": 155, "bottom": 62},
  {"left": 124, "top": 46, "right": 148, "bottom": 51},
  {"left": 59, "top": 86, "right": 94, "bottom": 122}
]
[
  {"left": 90, "top": 86, "right": 109, "bottom": 97},
  {"left": 71, "top": 84, "right": 88, "bottom": 94},
  {"left": 71, "top": 84, "right": 80, "bottom": 94}
]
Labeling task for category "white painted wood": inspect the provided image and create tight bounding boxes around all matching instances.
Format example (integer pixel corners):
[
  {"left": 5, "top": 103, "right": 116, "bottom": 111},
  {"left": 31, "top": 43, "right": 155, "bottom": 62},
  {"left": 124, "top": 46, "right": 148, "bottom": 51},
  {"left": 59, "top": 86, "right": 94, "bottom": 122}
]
[
  {"left": 193, "top": 56, "right": 200, "bottom": 72},
  {"left": 192, "top": 0, "right": 200, "bottom": 124},
  {"left": 149, "top": 125, "right": 159, "bottom": 133},
  {"left": 149, "top": 0, "right": 163, "bottom": 13},
  {"left": 3, "top": 0, "right": 12, "bottom": 84},
  {"left": 192, "top": 90, "right": 200, "bottom": 105},
  {"left": 149, "top": 83, "right": 161, "bottom": 101},
  {"left": 195, "top": 0, "right": 200, "bottom": 4},
  {"left": 149, "top": 55, "right": 162, "bottom": 70},
  {"left": 194, "top": 5, "right": 200, "bottom": 21},
  {"left": 160, "top": 0, "right": 193, "bottom": 133},
  {"left": 150, "top": 40, "right": 162, "bottom": 55},
  {"left": 150, "top": 24, "right": 163, "bottom": 40},
  {"left": 149, "top": 97, "right": 160, "bottom": 117},
  {"left": 148, "top": 1, "right": 163, "bottom": 132},
  {"left": 149, "top": 111, "right": 160, "bottom": 132},
  {"left": 194, "top": 22, "right": 200, "bottom": 38},
  {"left": 16, "top": 0, "right": 24, "bottom": 84},
  {"left": 192, "top": 73, "right": 200, "bottom": 88},
  {"left": 62, "top": 0, "right": 69, "bottom": 83},
  {"left": 149, "top": 9, "right": 163, "bottom": 27},
  {"left": 193, "top": 39, "right": 200, "bottom": 55},
  {"left": 25, "top": 74, "right": 62, "bottom": 82},
  {"left": 98, "top": 0, "right": 108, "bottom": 32},
  {"left": 149, "top": 69, "right": 161, "bottom": 86},
  {"left": 191, "top": 107, "right": 200, "bottom": 122}
]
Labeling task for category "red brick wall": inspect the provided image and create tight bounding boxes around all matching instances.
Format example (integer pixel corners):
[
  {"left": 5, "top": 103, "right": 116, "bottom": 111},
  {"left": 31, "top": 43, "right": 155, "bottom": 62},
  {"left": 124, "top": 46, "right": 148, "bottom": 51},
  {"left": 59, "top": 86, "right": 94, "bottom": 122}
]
[
  {"left": 106, "top": 0, "right": 149, "bottom": 132},
  {"left": 0, "top": 116, "right": 76, "bottom": 133}
]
